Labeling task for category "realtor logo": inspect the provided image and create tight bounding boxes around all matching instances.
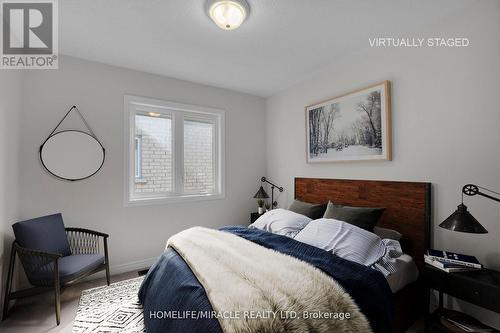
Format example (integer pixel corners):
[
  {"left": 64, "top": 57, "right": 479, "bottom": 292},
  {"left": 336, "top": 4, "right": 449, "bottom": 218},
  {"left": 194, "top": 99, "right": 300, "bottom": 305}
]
[{"left": 1, "top": 0, "right": 58, "bottom": 69}]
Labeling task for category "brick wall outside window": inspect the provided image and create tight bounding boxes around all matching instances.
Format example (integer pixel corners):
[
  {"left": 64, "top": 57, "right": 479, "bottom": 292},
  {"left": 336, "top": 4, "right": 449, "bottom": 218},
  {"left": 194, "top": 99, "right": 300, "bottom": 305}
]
[
  {"left": 134, "top": 115, "right": 214, "bottom": 194},
  {"left": 184, "top": 120, "right": 214, "bottom": 193},
  {"left": 134, "top": 115, "right": 172, "bottom": 193}
]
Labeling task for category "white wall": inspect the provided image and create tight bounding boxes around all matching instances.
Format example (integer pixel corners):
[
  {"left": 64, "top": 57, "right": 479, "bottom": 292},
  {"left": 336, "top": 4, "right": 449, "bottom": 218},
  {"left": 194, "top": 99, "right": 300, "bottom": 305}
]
[
  {"left": 265, "top": 2, "right": 500, "bottom": 328},
  {"left": 0, "top": 71, "right": 22, "bottom": 313},
  {"left": 19, "top": 56, "right": 266, "bottom": 273}
]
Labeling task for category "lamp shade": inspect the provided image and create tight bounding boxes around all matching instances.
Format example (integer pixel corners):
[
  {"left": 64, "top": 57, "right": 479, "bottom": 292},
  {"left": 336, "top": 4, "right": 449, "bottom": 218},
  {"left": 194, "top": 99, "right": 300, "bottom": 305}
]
[
  {"left": 439, "top": 204, "right": 488, "bottom": 234},
  {"left": 253, "top": 186, "right": 269, "bottom": 199}
]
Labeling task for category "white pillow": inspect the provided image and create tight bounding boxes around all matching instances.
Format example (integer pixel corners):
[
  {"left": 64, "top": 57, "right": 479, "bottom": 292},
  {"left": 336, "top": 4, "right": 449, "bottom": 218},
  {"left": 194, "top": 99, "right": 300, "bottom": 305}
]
[
  {"left": 294, "top": 218, "right": 386, "bottom": 266},
  {"left": 249, "top": 208, "right": 312, "bottom": 238}
]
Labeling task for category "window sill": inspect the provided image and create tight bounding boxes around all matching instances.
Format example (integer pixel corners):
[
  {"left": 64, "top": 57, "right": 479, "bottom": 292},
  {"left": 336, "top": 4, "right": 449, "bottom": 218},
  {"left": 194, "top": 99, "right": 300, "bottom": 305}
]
[{"left": 125, "top": 192, "right": 225, "bottom": 207}]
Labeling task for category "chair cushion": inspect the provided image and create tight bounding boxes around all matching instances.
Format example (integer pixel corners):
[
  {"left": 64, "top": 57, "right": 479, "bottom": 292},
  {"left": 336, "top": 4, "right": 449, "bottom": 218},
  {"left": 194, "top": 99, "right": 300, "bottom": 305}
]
[
  {"left": 12, "top": 213, "right": 71, "bottom": 256},
  {"left": 33, "top": 254, "right": 105, "bottom": 285}
]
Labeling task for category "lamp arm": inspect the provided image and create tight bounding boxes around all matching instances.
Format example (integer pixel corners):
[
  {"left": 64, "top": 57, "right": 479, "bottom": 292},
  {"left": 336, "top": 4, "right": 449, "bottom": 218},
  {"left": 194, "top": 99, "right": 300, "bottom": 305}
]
[
  {"left": 261, "top": 177, "right": 284, "bottom": 192},
  {"left": 462, "top": 184, "right": 500, "bottom": 203},
  {"left": 271, "top": 186, "right": 275, "bottom": 209},
  {"left": 476, "top": 192, "right": 500, "bottom": 203}
]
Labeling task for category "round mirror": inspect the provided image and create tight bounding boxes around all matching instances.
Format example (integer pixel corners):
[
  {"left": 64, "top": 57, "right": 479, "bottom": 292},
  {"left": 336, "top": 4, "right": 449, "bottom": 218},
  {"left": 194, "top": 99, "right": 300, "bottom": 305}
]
[{"left": 40, "top": 130, "right": 105, "bottom": 181}]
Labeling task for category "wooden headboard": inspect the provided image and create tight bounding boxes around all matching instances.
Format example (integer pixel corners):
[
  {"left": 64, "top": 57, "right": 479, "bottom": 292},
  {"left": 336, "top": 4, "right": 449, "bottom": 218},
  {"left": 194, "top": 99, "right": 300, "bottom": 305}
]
[{"left": 295, "top": 178, "right": 431, "bottom": 270}]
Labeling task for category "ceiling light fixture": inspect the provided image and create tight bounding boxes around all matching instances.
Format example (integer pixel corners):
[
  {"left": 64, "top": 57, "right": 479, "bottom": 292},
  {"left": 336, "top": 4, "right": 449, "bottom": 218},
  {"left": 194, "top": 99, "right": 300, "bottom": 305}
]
[{"left": 207, "top": 0, "right": 249, "bottom": 31}]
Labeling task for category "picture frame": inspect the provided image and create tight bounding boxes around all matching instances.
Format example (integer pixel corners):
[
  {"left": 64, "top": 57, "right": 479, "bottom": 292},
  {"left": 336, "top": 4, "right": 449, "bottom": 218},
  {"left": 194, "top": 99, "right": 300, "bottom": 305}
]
[{"left": 306, "top": 81, "right": 391, "bottom": 163}]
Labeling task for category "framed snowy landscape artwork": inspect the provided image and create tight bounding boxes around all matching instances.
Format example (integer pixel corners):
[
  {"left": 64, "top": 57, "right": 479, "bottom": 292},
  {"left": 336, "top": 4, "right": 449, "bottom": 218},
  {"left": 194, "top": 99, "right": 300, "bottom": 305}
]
[{"left": 306, "top": 81, "right": 392, "bottom": 162}]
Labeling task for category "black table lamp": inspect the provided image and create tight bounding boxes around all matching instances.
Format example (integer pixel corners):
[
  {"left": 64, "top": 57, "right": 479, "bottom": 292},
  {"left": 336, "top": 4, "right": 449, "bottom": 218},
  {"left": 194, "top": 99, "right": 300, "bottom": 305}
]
[
  {"left": 439, "top": 184, "right": 500, "bottom": 234},
  {"left": 253, "top": 177, "right": 283, "bottom": 209},
  {"left": 253, "top": 186, "right": 269, "bottom": 200}
]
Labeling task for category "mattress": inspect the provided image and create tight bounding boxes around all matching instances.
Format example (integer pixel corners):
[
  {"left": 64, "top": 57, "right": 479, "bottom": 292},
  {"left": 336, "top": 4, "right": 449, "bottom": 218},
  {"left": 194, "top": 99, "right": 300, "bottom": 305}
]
[{"left": 385, "top": 254, "right": 419, "bottom": 293}]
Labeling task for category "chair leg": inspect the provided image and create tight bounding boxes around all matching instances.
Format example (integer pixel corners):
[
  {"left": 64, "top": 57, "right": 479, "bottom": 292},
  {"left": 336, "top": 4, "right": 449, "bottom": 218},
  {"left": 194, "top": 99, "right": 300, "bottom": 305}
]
[
  {"left": 54, "top": 287, "right": 60, "bottom": 325},
  {"left": 54, "top": 259, "right": 61, "bottom": 325},
  {"left": 2, "top": 242, "right": 16, "bottom": 321},
  {"left": 104, "top": 238, "right": 110, "bottom": 286},
  {"left": 105, "top": 263, "right": 110, "bottom": 286}
]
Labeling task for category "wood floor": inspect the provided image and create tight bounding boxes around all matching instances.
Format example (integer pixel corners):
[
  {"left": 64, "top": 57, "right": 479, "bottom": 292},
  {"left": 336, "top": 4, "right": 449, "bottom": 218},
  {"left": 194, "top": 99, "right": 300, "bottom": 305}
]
[{"left": 0, "top": 271, "right": 138, "bottom": 333}]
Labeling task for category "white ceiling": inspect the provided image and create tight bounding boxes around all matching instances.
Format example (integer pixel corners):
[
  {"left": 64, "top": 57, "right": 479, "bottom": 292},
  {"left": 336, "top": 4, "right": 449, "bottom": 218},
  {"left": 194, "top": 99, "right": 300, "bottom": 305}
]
[{"left": 60, "top": 0, "right": 473, "bottom": 97}]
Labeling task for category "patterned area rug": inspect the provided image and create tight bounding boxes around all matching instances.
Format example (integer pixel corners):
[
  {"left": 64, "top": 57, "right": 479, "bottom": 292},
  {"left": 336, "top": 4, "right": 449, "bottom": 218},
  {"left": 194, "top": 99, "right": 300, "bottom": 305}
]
[{"left": 72, "top": 277, "right": 146, "bottom": 333}]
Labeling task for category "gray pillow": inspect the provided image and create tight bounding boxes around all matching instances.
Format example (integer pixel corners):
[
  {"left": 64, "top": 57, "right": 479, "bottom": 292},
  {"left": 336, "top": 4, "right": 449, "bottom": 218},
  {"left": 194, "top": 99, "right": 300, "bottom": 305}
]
[
  {"left": 373, "top": 226, "right": 402, "bottom": 240},
  {"left": 288, "top": 200, "right": 327, "bottom": 219},
  {"left": 323, "top": 201, "right": 385, "bottom": 232}
]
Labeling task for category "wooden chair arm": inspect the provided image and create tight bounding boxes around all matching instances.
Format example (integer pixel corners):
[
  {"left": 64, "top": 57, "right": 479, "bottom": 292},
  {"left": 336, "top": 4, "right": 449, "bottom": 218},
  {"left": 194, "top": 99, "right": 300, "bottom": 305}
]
[
  {"left": 13, "top": 242, "right": 62, "bottom": 260},
  {"left": 13, "top": 242, "right": 61, "bottom": 287},
  {"left": 65, "top": 227, "right": 109, "bottom": 238}
]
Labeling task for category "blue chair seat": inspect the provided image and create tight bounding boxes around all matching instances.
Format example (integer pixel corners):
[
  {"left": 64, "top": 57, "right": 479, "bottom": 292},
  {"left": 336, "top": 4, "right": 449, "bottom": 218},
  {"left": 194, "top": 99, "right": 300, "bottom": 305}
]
[{"left": 34, "top": 254, "right": 105, "bottom": 284}]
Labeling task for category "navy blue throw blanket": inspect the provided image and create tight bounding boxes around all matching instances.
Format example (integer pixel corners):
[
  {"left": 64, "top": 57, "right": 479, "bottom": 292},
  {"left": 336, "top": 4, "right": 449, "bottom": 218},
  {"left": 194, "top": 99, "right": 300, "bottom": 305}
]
[{"left": 138, "top": 226, "right": 393, "bottom": 333}]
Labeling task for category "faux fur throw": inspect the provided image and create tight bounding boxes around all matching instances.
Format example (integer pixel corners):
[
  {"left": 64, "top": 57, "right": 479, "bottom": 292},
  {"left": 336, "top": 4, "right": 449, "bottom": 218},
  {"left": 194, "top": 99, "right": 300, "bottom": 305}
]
[{"left": 167, "top": 227, "right": 372, "bottom": 333}]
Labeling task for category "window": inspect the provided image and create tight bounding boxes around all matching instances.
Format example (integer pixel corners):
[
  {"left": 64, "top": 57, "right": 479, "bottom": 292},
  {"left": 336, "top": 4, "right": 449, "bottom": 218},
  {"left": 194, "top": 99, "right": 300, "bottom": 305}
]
[
  {"left": 184, "top": 118, "right": 215, "bottom": 193},
  {"left": 135, "top": 135, "right": 143, "bottom": 180},
  {"left": 125, "top": 95, "right": 225, "bottom": 204}
]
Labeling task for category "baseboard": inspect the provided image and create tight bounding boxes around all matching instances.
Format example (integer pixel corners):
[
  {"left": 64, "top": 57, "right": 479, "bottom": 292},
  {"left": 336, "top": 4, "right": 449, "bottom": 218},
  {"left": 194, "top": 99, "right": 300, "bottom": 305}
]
[
  {"left": 111, "top": 257, "right": 157, "bottom": 275},
  {"left": 83, "top": 256, "right": 157, "bottom": 282}
]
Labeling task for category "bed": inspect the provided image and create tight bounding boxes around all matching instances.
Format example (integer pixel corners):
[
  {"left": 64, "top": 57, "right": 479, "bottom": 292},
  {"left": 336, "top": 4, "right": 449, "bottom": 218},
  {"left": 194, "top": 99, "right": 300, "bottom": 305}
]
[
  {"left": 139, "top": 178, "right": 431, "bottom": 333},
  {"left": 294, "top": 177, "right": 431, "bottom": 332}
]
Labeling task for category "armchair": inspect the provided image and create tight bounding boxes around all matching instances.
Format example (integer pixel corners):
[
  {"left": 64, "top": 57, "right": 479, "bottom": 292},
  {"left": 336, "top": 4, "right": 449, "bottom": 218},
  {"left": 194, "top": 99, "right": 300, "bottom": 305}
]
[{"left": 2, "top": 213, "right": 110, "bottom": 325}]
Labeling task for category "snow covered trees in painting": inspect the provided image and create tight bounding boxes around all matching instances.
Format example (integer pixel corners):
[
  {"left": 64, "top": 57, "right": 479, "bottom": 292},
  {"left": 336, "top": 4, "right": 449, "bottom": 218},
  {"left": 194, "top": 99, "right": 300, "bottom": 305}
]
[{"left": 306, "top": 81, "right": 391, "bottom": 162}]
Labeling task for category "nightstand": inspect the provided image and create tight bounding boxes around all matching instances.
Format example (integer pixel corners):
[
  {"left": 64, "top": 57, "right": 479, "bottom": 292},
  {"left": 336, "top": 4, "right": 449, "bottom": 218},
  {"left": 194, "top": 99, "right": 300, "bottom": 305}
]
[
  {"left": 423, "top": 264, "right": 500, "bottom": 332},
  {"left": 250, "top": 212, "right": 263, "bottom": 224}
]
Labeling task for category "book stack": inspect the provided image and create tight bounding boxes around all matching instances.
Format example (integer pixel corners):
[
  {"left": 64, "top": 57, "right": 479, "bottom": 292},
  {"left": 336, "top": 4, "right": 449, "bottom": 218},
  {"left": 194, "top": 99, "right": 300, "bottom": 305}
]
[
  {"left": 439, "top": 309, "right": 493, "bottom": 333},
  {"left": 424, "top": 249, "right": 482, "bottom": 273}
]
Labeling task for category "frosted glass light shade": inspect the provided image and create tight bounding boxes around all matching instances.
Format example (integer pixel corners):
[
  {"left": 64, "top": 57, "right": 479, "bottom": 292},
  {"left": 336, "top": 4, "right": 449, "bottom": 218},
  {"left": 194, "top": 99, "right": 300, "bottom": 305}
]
[{"left": 208, "top": 0, "right": 249, "bottom": 30}]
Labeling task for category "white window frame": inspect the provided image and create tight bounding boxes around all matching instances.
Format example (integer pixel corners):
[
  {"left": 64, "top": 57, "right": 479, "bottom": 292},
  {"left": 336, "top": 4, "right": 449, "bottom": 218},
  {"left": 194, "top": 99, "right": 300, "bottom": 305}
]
[
  {"left": 124, "top": 95, "right": 225, "bottom": 206},
  {"left": 134, "top": 135, "right": 143, "bottom": 180}
]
